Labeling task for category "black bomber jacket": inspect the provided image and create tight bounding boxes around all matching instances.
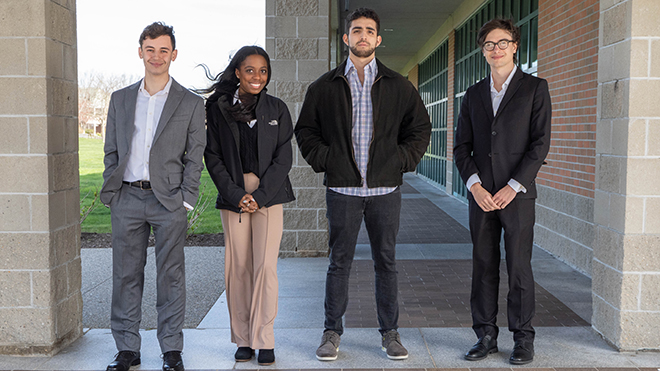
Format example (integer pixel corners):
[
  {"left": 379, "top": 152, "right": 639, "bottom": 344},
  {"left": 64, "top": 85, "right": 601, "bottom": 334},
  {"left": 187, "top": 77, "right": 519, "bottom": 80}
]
[{"left": 295, "top": 58, "right": 431, "bottom": 188}]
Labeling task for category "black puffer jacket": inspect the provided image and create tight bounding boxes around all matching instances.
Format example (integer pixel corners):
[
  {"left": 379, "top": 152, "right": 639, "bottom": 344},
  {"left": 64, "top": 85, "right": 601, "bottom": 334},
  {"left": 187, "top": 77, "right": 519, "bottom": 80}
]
[
  {"left": 204, "top": 89, "right": 295, "bottom": 212},
  {"left": 295, "top": 58, "right": 431, "bottom": 188}
]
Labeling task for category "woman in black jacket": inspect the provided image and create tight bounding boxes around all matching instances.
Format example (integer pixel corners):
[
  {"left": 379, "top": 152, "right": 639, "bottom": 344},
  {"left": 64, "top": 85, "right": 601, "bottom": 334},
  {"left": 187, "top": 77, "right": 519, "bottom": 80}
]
[{"left": 202, "top": 46, "right": 294, "bottom": 365}]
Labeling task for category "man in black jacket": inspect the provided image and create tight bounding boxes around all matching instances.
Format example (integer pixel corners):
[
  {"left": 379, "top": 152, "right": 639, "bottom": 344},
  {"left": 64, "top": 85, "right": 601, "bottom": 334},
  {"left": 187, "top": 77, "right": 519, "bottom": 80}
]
[
  {"left": 295, "top": 7, "right": 430, "bottom": 362},
  {"left": 454, "top": 18, "right": 551, "bottom": 365}
]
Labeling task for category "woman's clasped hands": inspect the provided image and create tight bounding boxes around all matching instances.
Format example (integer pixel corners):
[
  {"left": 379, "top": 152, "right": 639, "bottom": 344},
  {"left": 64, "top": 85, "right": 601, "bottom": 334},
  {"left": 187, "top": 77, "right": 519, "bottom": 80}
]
[{"left": 239, "top": 194, "right": 259, "bottom": 213}]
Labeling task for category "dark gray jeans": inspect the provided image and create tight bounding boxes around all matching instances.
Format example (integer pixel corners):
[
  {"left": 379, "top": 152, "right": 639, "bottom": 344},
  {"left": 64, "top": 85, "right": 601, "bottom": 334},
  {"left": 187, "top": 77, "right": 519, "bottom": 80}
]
[{"left": 323, "top": 188, "right": 401, "bottom": 335}]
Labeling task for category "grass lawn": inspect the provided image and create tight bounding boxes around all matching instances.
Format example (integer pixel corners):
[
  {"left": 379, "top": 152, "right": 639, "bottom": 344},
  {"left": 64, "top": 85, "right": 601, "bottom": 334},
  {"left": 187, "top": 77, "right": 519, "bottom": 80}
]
[{"left": 79, "top": 137, "right": 223, "bottom": 234}]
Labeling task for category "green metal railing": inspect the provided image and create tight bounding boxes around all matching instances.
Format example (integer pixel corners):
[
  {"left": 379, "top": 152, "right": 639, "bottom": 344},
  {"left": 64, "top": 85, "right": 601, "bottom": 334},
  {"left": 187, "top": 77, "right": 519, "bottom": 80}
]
[{"left": 417, "top": 41, "right": 449, "bottom": 188}]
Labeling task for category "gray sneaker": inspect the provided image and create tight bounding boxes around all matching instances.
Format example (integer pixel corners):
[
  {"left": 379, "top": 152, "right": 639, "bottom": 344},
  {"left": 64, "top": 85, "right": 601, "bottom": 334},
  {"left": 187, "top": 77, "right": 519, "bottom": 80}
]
[
  {"left": 316, "top": 330, "right": 340, "bottom": 361},
  {"left": 382, "top": 330, "right": 409, "bottom": 360}
]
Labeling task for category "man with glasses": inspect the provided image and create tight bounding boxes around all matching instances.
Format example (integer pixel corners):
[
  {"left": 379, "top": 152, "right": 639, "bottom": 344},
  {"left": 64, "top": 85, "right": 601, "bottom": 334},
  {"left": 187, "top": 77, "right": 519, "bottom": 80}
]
[{"left": 454, "top": 18, "right": 551, "bottom": 365}]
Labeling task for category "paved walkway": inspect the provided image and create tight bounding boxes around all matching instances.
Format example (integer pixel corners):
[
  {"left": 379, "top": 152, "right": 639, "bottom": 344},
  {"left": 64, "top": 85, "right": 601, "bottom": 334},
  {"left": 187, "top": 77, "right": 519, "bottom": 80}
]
[{"left": 1, "top": 174, "right": 658, "bottom": 370}]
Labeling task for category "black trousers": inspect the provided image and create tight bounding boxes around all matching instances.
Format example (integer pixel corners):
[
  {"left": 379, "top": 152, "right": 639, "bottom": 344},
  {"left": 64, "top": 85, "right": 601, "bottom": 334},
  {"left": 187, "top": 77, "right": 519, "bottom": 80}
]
[
  {"left": 468, "top": 196, "right": 536, "bottom": 344},
  {"left": 323, "top": 188, "right": 401, "bottom": 336}
]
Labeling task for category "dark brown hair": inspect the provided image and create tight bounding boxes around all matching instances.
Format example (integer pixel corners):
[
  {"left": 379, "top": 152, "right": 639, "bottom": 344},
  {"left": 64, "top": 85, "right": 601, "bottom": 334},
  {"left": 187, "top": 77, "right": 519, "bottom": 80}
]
[
  {"left": 139, "top": 22, "right": 176, "bottom": 50},
  {"left": 345, "top": 7, "right": 380, "bottom": 34},
  {"left": 476, "top": 18, "right": 520, "bottom": 49}
]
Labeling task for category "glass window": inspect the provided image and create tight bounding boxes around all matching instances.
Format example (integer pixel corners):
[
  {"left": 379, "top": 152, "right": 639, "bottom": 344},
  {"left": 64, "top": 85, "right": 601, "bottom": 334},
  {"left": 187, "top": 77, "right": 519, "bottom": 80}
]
[{"left": 520, "top": 22, "right": 529, "bottom": 67}]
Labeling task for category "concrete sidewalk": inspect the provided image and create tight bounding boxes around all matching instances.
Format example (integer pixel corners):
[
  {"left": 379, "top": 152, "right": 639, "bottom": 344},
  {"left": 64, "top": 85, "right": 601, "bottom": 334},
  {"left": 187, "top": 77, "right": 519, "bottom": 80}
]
[{"left": 1, "top": 174, "right": 658, "bottom": 370}]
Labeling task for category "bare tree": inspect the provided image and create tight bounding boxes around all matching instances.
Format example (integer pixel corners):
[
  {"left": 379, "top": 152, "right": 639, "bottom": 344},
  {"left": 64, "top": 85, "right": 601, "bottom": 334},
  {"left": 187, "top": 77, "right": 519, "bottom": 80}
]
[{"left": 78, "top": 72, "right": 138, "bottom": 141}]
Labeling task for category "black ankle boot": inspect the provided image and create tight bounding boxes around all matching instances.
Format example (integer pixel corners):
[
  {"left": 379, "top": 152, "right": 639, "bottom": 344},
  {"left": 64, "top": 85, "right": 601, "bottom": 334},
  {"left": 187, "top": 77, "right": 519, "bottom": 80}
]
[
  {"left": 258, "top": 349, "right": 275, "bottom": 365},
  {"left": 234, "top": 347, "right": 254, "bottom": 362}
]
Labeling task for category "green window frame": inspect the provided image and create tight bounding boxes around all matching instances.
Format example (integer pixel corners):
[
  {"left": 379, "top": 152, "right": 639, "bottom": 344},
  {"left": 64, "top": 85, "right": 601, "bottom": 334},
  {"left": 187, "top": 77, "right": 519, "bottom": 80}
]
[
  {"left": 417, "top": 41, "right": 449, "bottom": 188},
  {"left": 452, "top": 0, "right": 539, "bottom": 200}
]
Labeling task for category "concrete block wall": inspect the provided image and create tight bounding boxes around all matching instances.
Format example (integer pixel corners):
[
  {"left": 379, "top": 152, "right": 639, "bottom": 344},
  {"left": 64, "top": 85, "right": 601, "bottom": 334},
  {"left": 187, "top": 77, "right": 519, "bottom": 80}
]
[
  {"left": 535, "top": 0, "right": 600, "bottom": 276},
  {"left": 266, "top": 0, "right": 330, "bottom": 257},
  {"left": 592, "top": 0, "right": 660, "bottom": 350},
  {"left": 0, "top": 0, "right": 82, "bottom": 355}
]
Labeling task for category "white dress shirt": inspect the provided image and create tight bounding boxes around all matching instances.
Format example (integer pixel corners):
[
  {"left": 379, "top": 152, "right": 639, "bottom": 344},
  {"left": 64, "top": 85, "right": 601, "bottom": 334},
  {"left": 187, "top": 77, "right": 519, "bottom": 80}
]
[
  {"left": 466, "top": 65, "right": 526, "bottom": 194},
  {"left": 124, "top": 77, "right": 172, "bottom": 182}
]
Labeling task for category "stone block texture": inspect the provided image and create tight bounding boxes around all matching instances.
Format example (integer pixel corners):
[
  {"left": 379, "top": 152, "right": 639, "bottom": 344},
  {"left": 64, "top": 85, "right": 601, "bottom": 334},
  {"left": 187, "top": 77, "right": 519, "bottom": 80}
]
[
  {"left": 267, "top": 0, "right": 330, "bottom": 256},
  {"left": 0, "top": 0, "right": 81, "bottom": 355},
  {"left": 591, "top": 0, "right": 660, "bottom": 351}
]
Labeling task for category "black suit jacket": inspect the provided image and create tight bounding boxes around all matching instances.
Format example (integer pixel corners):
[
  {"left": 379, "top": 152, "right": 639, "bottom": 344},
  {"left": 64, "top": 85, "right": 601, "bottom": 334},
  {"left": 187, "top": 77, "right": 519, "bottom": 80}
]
[{"left": 454, "top": 68, "right": 551, "bottom": 199}]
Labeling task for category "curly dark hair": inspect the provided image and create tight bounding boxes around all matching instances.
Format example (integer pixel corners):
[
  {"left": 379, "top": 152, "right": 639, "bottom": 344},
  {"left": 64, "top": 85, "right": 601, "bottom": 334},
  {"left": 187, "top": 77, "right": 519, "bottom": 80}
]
[
  {"left": 345, "top": 7, "right": 380, "bottom": 34},
  {"left": 139, "top": 22, "right": 176, "bottom": 50}
]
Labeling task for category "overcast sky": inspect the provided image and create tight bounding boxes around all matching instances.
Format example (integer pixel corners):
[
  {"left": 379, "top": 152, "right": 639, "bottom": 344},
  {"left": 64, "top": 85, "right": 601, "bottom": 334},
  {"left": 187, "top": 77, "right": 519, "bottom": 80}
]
[{"left": 76, "top": 0, "right": 265, "bottom": 90}]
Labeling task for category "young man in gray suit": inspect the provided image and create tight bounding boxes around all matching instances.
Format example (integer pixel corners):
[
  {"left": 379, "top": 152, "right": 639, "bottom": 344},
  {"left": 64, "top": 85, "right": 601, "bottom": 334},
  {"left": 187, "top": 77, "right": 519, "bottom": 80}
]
[{"left": 100, "top": 22, "right": 206, "bottom": 371}]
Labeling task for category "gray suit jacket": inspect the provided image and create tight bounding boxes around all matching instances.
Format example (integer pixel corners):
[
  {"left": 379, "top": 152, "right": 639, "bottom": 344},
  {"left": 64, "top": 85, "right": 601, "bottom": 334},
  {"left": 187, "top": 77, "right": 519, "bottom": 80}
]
[{"left": 100, "top": 78, "right": 206, "bottom": 212}]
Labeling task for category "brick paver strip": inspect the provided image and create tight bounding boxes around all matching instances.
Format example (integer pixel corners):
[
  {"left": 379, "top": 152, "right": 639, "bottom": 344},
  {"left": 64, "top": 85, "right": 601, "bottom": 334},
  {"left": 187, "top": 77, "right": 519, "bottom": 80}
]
[
  {"left": 345, "top": 260, "right": 589, "bottom": 328},
  {"left": 357, "top": 197, "right": 472, "bottom": 244},
  {"left": 400, "top": 182, "right": 421, "bottom": 194}
]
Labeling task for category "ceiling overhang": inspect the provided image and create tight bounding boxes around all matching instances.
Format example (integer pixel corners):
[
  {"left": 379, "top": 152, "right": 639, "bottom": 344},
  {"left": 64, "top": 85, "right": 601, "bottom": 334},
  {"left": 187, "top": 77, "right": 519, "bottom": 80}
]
[{"left": 337, "top": 0, "right": 466, "bottom": 74}]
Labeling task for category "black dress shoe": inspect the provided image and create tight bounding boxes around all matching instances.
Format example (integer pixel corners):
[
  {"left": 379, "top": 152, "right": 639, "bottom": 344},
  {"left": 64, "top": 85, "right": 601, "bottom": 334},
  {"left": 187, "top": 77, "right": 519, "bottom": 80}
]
[
  {"left": 107, "top": 351, "right": 140, "bottom": 371},
  {"left": 235, "top": 347, "right": 254, "bottom": 361},
  {"left": 258, "top": 349, "right": 275, "bottom": 365},
  {"left": 510, "top": 341, "right": 534, "bottom": 365},
  {"left": 162, "top": 350, "right": 185, "bottom": 371},
  {"left": 464, "top": 335, "right": 498, "bottom": 361}
]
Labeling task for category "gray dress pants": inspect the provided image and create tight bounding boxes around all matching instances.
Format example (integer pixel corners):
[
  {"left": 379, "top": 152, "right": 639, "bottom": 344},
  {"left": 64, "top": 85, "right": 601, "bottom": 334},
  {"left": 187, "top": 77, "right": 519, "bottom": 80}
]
[{"left": 110, "top": 183, "right": 187, "bottom": 352}]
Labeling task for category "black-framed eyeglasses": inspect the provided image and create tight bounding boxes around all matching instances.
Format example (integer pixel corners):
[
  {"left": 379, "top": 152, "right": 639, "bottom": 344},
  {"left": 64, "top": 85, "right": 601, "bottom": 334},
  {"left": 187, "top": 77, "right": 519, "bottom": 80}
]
[{"left": 482, "top": 39, "right": 514, "bottom": 51}]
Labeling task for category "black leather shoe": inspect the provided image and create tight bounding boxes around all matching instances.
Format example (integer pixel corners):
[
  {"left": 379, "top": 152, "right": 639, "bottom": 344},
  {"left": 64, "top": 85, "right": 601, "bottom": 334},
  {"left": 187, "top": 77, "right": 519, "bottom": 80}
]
[
  {"left": 107, "top": 351, "right": 140, "bottom": 371},
  {"left": 235, "top": 347, "right": 254, "bottom": 362},
  {"left": 510, "top": 341, "right": 534, "bottom": 365},
  {"left": 162, "top": 351, "right": 185, "bottom": 371},
  {"left": 258, "top": 349, "right": 275, "bottom": 365},
  {"left": 464, "top": 335, "right": 498, "bottom": 361}
]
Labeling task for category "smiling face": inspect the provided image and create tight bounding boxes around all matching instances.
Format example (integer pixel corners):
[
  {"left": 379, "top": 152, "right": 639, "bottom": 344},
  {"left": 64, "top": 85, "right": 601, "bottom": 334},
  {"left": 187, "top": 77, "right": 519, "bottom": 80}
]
[
  {"left": 342, "top": 17, "right": 381, "bottom": 59},
  {"left": 138, "top": 35, "right": 177, "bottom": 78},
  {"left": 235, "top": 54, "right": 269, "bottom": 96},
  {"left": 482, "top": 28, "right": 517, "bottom": 71}
]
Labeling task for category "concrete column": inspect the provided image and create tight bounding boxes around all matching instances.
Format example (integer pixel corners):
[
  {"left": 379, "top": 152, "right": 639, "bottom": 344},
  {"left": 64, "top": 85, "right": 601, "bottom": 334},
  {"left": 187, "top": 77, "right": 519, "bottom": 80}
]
[
  {"left": 0, "top": 0, "right": 81, "bottom": 355},
  {"left": 593, "top": 0, "right": 660, "bottom": 350},
  {"left": 266, "top": 0, "right": 330, "bottom": 256}
]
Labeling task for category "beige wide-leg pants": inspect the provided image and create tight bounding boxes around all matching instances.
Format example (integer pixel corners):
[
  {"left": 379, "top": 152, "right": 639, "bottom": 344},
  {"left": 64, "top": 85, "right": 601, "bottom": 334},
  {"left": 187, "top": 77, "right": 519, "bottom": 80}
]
[{"left": 221, "top": 173, "right": 283, "bottom": 350}]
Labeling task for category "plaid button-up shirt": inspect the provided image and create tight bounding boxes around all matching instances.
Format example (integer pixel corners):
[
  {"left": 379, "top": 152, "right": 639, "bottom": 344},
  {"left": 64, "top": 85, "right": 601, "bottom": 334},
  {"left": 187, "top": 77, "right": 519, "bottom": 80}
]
[{"left": 330, "top": 57, "right": 397, "bottom": 197}]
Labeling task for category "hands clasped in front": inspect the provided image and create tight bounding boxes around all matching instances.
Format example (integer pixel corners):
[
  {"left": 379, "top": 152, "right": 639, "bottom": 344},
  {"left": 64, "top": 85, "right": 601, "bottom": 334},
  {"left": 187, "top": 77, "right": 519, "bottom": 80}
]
[
  {"left": 470, "top": 183, "right": 516, "bottom": 212},
  {"left": 239, "top": 194, "right": 259, "bottom": 213}
]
